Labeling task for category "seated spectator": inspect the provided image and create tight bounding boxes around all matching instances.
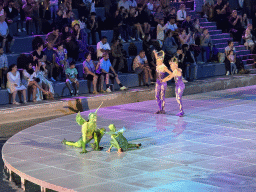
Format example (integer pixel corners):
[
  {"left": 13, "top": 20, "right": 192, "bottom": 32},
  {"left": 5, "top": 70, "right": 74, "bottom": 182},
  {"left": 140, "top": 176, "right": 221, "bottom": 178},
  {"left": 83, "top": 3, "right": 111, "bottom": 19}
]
[
  {"left": 44, "top": 42, "right": 56, "bottom": 79},
  {"left": 97, "top": 36, "right": 111, "bottom": 59},
  {"left": 129, "top": 7, "right": 143, "bottom": 41},
  {"left": 87, "top": 12, "right": 101, "bottom": 45},
  {"left": 122, "top": 12, "right": 132, "bottom": 43},
  {"left": 133, "top": 50, "right": 153, "bottom": 87},
  {"left": 23, "top": 0, "right": 41, "bottom": 35},
  {"left": 163, "top": 30, "right": 178, "bottom": 63},
  {"left": 202, "top": 0, "right": 214, "bottom": 19},
  {"left": 111, "top": 39, "right": 127, "bottom": 73},
  {"left": 7, "top": 64, "right": 27, "bottom": 105},
  {"left": 71, "top": 21, "right": 87, "bottom": 53},
  {"left": 0, "top": 47, "right": 8, "bottom": 89},
  {"left": 179, "top": 29, "right": 192, "bottom": 46},
  {"left": 0, "top": 3, "right": 5, "bottom": 16},
  {"left": 63, "top": 10, "right": 75, "bottom": 27},
  {"left": 244, "top": 24, "right": 255, "bottom": 52},
  {"left": 62, "top": 25, "right": 79, "bottom": 61},
  {"left": 213, "top": 0, "right": 228, "bottom": 32},
  {"left": 241, "top": 13, "right": 249, "bottom": 30},
  {"left": 154, "top": 6, "right": 165, "bottom": 25},
  {"left": 181, "top": 15, "right": 194, "bottom": 34},
  {"left": 165, "top": 17, "right": 178, "bottom": 33},
  {"left": 97, "top": 52, "right": 127, "bottom": 93},
  {"left": 54, "top": 9, "right": 64, "bottom": 31},
  {"left": 118, "top": 0, "right": 130, "bottom": 11},
  {"left": 4, "top": 0, "right": 19, "bottom": 36},
  {"left": 23, "top": 62, "right": 48, "bottom": 102},
  {"left": 229, "top": 10, "right": 244, "bottom": 43},
  {"left": 31, "top": 38, "right": 46, "bottom": 66},
  {"left": 37, "top": 62, "right": 54, "bottom": 99},
  {"left": 200, "top": 28, "right": 212, "bottom": 63},
  {"left": 173, "top": 47, "right": 185, "bottom": 70},
  {"left": 16, "top": 3, "right": 26, "bottom": 33},
  {"left": 143, "top": 33, "right": 155, "bottom": 67},
  {"left": 137, "top": 3, "right": 151, "bottom": 35},
  {"left": 227, "top": 50, "right": 237, "bottom": 74},
  {"left": 116, "top": 7, "right": 126, "bottom": 42},
  {"left": 65, "top": 61, "right": 79, "bottom": 96},
  {"left": 157, "top": 19, "right": 167, "bottom": 47},
  {"left": 182, "top": 44, "right": 197, "bottom": 82},
  {"left": 167, "top": 8, "right": 176, "bottom": 22},
  {"left": 224, "top": 40, "right": 236, "bottom": 75},
  {"left": 83, "top": 52, "right": 98, "bottom": 94},
  {"left": 46, "top": 27, "right": 62, "bottom": 47},
  {"left": 194, "top": 18, "right": 203, "bottom": 34},
  {"left": 0, "top": 14, "right": 14, "bottom": 53},
  {"left": 177, "top": 4, "right": 186, "bottom": 26},
  {"left": 55, "top": 42, "right": 69, "bottom": 71}
]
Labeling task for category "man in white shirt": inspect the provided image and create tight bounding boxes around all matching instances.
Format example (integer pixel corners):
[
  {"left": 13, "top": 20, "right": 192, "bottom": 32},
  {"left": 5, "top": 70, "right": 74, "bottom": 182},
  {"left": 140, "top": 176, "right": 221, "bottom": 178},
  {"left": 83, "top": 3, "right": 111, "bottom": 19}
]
[
  {"left": 165, "top": 17, "right": 178, "bottom": 33},
  {"left": 118, "top": 0, "right": 131, "bottom": 11},
  {"left": 0, "top": 14, "right": 14, "bottom": 53},
  {"left": 177, "top": 4, "right": 186, "bottom": 25},
  {"left": 97, "top": 36, "right": 111, "bottom": 59}
]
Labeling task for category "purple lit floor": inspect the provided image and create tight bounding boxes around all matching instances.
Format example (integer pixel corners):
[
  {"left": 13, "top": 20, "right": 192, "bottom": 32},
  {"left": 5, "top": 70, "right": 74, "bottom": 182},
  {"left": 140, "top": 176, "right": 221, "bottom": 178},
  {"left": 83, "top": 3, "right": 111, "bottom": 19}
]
[{"left": 3, "top": 85, "right": 256, "bottom": 192}]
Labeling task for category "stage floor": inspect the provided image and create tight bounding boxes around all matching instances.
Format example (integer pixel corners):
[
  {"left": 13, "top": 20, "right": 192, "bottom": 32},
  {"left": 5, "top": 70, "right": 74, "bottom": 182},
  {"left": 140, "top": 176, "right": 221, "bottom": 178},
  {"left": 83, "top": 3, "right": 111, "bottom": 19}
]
[{"left": 2, "top": 85, "right": 256, "bottom": 192}]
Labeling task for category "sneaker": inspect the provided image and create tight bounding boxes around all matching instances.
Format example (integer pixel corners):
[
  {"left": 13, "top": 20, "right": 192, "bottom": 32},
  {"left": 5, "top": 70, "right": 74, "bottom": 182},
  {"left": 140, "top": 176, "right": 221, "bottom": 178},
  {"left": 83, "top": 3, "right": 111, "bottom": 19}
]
[
  {"left": 235, "top": 69, "right": 238, "bottom": 74},
  {"left": 118, "top": 35, "right": 121, "bottom": 40},
  {"left": 160, "top": 110, "right": 166, "bottom": 114},
  {"left": 142, "top": 35, "right": 145, "bottom": 39},
  {"left": 106, "top": 88, "right": 112, "bottom": 93},
  {"left": 182, "top": 77, "right": 188, "bottom": 83},
  {"left": 121, "top": 39, "right": 126, "bottom": 43},
  {"left": 18, "top": 29, "right": 21, "bottom": 32},
  {"left": 70, "top": 91, "right": 74, "bottom": 96},
  {"left": 137, "top": 38, "right": 142, "bottom": 41},
  {"left": 176, "top": 111, "right": 184, "bottom": 117},
  {"left": 22, "top": 28, "right": 26, "bottom": 32},
  {"left": 51, "top": 77, "right": 56, "bottom": 82},
  {"left": 154, "top": 110, "right": 161, "bottom": 114},
  {"left": 203, "top": 14, "right": 208, "bottom": 18},
  {"left": 130, "top": 37, "right": 135, "bottom": 41},
  {"left": 226, "top": 71, "right": 230, "bottom": 76},
  {"left": 127, "top": 39, "right": 131, "bottom": 42},
  {"left": 100, "top": 90, "right": 106, "bottom": 93},
  {"left": 120, "top": 86, "right": 127, "bottom": 91}
]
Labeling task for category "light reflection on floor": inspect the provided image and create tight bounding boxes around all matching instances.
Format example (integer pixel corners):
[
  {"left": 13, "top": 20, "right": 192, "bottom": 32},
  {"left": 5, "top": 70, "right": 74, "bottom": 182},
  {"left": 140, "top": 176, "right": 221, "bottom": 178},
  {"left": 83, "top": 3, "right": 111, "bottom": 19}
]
[{"left": 2, "top": 85, "right": 256, "bottom": 192}]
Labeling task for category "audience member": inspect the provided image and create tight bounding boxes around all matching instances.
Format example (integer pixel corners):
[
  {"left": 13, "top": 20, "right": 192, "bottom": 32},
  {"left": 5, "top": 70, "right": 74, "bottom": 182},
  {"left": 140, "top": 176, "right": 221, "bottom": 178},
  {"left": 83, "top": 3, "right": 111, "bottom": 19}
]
[
  {"left": 213, "top": 0, "right": 228, "bottom": 32},
  {"left": 200, "top": 28, "right": 212, "bottom": 63},
  {"left": 96, "top": 36, "right": 111, "bottom": 59},
  {"left": 129, "top": 7, "right": 143, "bottom": 41},
  {"left": 137, "top": 3, "right": 151, "bottom": 35},
  {"left": 71, "top": 21, "right": 87, "bottom": 53},
  {"left": 241, "top": 13, "right": 249, "bottom": 30},
  {"left": 83, "top": 52, "right": 98, "bottom": 94},
  {"left": 44, "top": 42, "right": 56, "bottom": 79},
  {"left": 202, "top": 0, "right": 214, "bottom": 19},
  {"left": 157, "top": 19, "right": 167, "bottom": 47},
  {"left": 224, "top": 40, "right": 236, "bottom": 75},
  {"left": 244, "top": 24, "right": 255, "bottom": 52},
  {"left": 227, "top": 50, "right": 237, "bottom": 74},
  {"left": 181, "top": 15, "right": 194, "bottom": 34},
  {"left": 182, "top": 44, "right": 197, "bottom": 81},
  {"left": 167, "top": 8, "right": 176, "bottom": 22},
  {"left": 229, "top": 10, "right": 244, "bottom": 43},
  {"left": 133, "top": 50, "right": 153, "bottom": 87},
  {"left": 118, "top": 0, "right": 131, "bottom": 11},
  {"left": 143, "top": 33, "right": 154, "bottom": 66},
  {"left": 54, "top": 9, "right": 64, "bottom": 31},
  {"left": 55, "top": 42, "right": 69, "bottom": 71},
  {"left": 65, "top": 61, "right": 79, "bottom": 96},
  {"left": 163, "top": 30, "right": 178, "bottom": 63},
  {"left": 165, "top": 17, "right": 178, "bottom": 33},
  {"left": 179, "top": 29, "right": 192, "bottom": 46},
  {"left": 46, "top": 27, "right": 62, "bottom": 47},
  {"left": 87, "top": 12, "right": 101, "bottom": 45},
  {"left": 177, "top": 4, "right": 186, "bottom": 26},
  {"left": 111, "top": 39, "right": 127, "bottom": 73},
  {"left": 97, "top": 52, "right": 127, "bottom": 93},
  {"left": 0, "top": 47, "right": 8, "bottom": 89},
  {"left": 4, "top": 0, "right": 19, "bottom": 36},
  {"left": 7, "top": 64, "right": 27, "bottom": 104},
  {"left": 49, "top": 0, "right": 58, "bottom": 20},
  {"left": 31, "top": 39, "right": 46, "bottom": 66},
  {"left": 0, "top": 14, "right": 14, "bottom": 53},
  {"left": 154, "top": 6, "right": 165, "bottom": 25}
]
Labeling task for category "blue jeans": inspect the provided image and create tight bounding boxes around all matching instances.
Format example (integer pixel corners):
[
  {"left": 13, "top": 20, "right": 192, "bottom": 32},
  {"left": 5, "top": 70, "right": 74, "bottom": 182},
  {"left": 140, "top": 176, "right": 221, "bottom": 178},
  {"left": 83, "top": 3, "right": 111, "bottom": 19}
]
[
  {"left": 185, "top": 62, "right": 198, "bottom": 81},
  {"left": 50, "top": 5, "right": 58, "bottom": 19}
]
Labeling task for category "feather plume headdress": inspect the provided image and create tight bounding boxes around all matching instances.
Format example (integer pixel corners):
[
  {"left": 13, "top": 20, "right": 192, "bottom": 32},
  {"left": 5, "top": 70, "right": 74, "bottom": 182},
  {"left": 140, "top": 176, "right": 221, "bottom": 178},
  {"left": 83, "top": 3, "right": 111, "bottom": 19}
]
[{"left": 156, "top": 50, "right": 165, "bottom": 61}]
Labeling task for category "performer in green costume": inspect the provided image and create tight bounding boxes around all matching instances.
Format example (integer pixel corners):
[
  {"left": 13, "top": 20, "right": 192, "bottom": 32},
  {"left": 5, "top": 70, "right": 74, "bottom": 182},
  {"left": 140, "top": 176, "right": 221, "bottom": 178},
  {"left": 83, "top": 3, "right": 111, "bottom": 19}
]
[
  {"left": 106, "top": 124, "right": 141, "bottom": 154},
  {"left": 62, "top": 102, "right": 106, "bottom": 154}
]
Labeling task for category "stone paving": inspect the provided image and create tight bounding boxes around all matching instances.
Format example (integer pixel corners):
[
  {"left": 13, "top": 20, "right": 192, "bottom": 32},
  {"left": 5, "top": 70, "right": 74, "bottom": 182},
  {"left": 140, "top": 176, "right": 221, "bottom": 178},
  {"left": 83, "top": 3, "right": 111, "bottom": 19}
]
[{"left": 2, "top": 85, "right": 256, "bottom": 192}]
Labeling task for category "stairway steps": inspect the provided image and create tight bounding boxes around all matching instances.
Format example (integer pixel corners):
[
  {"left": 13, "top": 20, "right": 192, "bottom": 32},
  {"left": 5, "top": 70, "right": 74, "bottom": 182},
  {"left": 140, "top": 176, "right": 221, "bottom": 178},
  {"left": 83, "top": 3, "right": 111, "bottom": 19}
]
[
  {"left": 210, "top": 33, "right": 231, "bottom": 39},
  {"left": 208, "top": 30, "right": 222, "bottom": 35},
  {"left": 200, "top": 22, "right": 216, "bottom": 27}
]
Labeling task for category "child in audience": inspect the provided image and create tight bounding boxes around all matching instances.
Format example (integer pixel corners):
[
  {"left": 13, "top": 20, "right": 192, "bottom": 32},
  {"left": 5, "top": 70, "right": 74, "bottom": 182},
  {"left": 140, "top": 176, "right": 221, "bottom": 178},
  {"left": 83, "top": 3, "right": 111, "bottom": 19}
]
[
  {"left": 55, "top": 42, "right": 69, "bottom": 70},
  {"left": 65, "top": 61, "right": 79, "bottom": 96},
  {"left": 227, "top": 50, "right": 237, "bottom": 75}
]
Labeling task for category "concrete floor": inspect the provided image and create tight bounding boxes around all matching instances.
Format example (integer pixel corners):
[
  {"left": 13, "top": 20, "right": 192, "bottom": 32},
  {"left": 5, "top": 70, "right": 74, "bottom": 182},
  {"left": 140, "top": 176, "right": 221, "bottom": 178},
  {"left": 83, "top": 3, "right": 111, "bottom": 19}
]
[{"left": 2, "top": 85, "right": 256, "bottom": 192}]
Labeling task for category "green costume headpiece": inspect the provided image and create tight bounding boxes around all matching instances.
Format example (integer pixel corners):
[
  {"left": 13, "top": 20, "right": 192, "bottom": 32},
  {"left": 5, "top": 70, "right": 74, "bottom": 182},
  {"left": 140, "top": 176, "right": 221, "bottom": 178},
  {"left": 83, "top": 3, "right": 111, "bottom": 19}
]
[
  {"left": 88, "top": 102, "right": 103, "bottom": 120},
  {"left": 157, "top": 50, "right": 165, "bottom": 61}
]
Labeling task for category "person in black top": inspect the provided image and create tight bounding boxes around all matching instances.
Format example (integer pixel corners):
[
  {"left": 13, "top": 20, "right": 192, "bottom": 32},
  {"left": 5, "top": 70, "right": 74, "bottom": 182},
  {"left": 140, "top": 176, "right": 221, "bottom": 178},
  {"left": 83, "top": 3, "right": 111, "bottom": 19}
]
[
  {"left": 182, "top": 44, "right": 197, "bottom": 82},
  {"left": 213, "top": 0, "right": 228, "bottom": 32},
  {"left": 229, "top": 10, "right": 244, "bottom": 42},
  {"left": 4, "top": 0, "right": 19, "bottom": 36},
  {"left": 31, "top": 40, "right": 46, "bottom": 66},
  {"left": 181, "top": 15, "right": 194, "bottom": 34},
  {"left": 112, "top": 9, "right": 123, "bottom": 42},
  {"left": 137, "top": 3, "right": 150, "bottom": 36},
  {"left": 54, "top": 9, "right": 64, "bottom": 31},
  {"left": 87, "top": 12, "right": 101, "bottom": 45}
]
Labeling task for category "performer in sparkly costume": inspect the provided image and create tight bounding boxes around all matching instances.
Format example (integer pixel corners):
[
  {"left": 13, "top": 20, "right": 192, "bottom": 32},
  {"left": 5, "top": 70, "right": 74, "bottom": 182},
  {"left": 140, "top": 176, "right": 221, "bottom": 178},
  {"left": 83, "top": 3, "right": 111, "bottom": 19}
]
[
  {"left": 163, "top": 57, "right": 185, "bottom": 117},
  {"left": 153, "top": 50, "right": 173, "bottom": 114}
]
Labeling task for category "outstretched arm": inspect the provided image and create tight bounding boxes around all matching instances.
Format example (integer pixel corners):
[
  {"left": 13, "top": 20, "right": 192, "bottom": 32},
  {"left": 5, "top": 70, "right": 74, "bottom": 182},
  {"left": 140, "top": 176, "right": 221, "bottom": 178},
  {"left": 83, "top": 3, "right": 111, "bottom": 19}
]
[
  {"left": 162, "top": 67, "right": 174, "bottom": 82},
  {"left": 76, "top": 112, "right": 87, "bottom": 126}
]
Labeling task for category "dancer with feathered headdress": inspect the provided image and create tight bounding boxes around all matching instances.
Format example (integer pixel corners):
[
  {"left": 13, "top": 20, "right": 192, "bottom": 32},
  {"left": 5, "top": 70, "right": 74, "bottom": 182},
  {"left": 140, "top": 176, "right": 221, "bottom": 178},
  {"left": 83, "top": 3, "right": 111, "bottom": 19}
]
[{"left": 153, "top": 50, "right": 173, "bottom": 114}]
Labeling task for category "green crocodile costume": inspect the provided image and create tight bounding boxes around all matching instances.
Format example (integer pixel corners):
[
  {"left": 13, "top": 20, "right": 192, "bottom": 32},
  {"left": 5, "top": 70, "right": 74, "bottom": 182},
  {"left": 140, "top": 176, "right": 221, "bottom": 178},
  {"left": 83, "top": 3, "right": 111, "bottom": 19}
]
[
  {"left": 62, "top": 102, "right": 106, "bottom": 154},
  {"left": 106, "top": 124, "right": 141, "bottom": 153}
]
